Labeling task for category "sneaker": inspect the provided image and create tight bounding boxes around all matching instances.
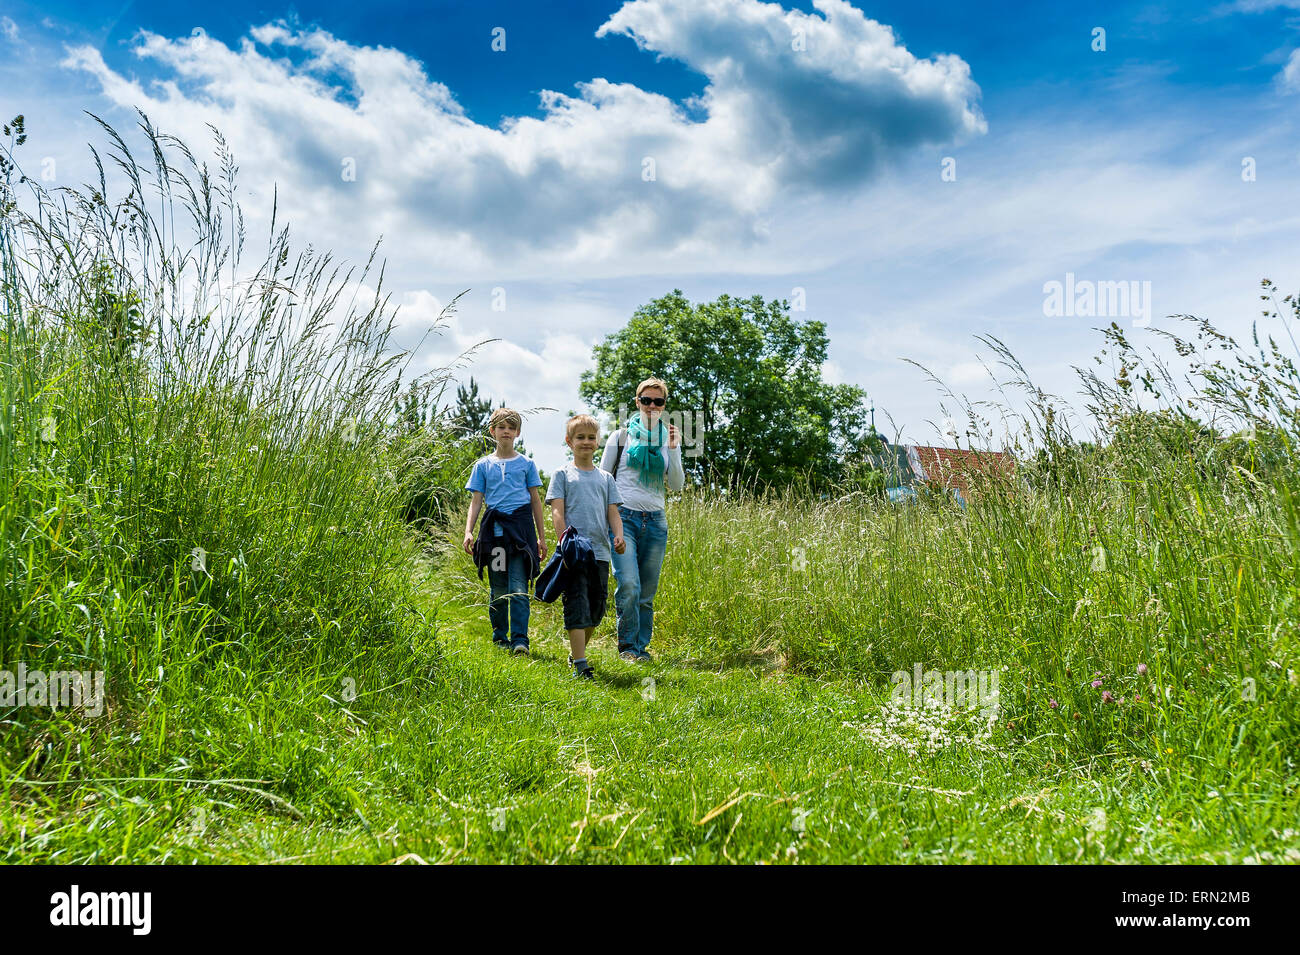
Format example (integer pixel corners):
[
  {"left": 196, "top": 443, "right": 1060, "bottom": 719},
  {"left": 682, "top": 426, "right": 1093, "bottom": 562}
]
[
  {"left": 492, "top": 637, "right": 510, "bottom": 649},
  {"left": 510, "top": 638, "right": 529, "bottom": 656},
  {"left": 618, "top": 650, "right": 638, "bottom": 663},
  {"left": 573, "top": 661, "right": 594, "bottom": 679},
  {"left": 635, "top": 651, "right": 653, "bottom": 663}
]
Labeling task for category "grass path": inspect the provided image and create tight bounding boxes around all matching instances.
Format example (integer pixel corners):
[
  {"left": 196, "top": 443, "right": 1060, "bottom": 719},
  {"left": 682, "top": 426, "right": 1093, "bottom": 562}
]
[
  {"left": 352, "top": 602, "right": 1286, "bottom": 864},
  {"left": 5, "top": 577, "right": 1293, "bottom": 864}
]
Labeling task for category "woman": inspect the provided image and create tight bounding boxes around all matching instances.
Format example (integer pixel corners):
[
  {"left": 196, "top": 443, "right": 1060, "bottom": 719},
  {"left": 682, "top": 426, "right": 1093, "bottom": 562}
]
[{"left": 599, "top": 377, "right": 685, "bottom": 662}]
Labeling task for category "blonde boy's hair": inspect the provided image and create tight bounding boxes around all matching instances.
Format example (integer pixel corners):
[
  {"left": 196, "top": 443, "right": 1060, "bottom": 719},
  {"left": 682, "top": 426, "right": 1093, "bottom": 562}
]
[
  {"left": 636, "top": 377, "right": 669, "bottom": 399},
  {"left": 488, "top": 407, "right": 522, "bottom": 433},
  {"left": 566, "top": 413, "right": 600, "bottom": 439}
]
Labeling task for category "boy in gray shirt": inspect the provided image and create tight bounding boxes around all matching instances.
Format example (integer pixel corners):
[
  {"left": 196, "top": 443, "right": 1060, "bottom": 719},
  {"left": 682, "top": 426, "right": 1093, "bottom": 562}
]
[{"left": 546, "top": 415, "right": 625, "bottom": 679}]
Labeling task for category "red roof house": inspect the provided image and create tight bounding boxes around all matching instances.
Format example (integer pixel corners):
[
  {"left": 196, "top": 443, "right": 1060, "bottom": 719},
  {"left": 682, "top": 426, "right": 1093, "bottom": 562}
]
[{"left": 907, "top": 445, "right": 1016, "bottom": 500}]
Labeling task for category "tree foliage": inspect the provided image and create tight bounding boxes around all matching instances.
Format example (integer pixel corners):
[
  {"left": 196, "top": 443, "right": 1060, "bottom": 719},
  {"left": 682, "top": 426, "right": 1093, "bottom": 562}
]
[{"left": 579, "top": 290, "right": 871, "bottom": 489}]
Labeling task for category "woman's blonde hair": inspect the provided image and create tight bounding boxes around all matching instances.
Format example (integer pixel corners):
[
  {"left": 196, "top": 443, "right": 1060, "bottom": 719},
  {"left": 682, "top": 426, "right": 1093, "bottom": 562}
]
[
  {"left": 487, "top": 407, "right": 523, "bottom": 433},
  {"left": 635, "top": 377, "right": 669, "bottom": 399}
]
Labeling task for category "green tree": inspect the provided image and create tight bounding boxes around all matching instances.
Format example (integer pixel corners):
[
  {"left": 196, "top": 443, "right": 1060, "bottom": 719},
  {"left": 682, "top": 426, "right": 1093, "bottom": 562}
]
[
  {"left": 450, "top": 377, "right": 494, "bottom": 448},
  {"left": 579, "top": 290, "right": 870, "bottom": 489}
]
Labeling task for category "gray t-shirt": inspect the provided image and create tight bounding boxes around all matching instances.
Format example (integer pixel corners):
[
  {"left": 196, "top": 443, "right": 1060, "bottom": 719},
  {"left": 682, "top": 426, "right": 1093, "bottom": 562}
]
[{"left": 545, "top": 464, "right": 624, "bottom": 562}]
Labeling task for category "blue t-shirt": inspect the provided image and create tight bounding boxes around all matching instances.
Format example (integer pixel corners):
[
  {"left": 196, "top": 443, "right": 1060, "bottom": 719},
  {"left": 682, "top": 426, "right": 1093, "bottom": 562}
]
[{"left": 466, "top": 453, "right": 542, "bottom": 516}]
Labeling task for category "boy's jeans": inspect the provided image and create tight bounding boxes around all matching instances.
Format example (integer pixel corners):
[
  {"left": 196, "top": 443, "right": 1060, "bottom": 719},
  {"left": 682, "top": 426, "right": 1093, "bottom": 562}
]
[
  {"left": 610, "top": 506, "right": 668, "bottom": 655},
  {"left": 488, "top": 550, "right": 531, "bottom": 643}
]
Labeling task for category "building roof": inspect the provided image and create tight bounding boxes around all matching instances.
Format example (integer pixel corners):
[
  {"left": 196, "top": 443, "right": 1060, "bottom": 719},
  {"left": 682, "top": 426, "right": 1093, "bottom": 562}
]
[{"left": 908, "top": 445, "right": 1016, "bottom": 498}]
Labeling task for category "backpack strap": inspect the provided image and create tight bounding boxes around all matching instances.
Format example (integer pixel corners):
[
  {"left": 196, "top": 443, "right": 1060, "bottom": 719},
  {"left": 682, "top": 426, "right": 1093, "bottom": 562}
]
[{"left": 610, "top": 428, "right": 626, "bottom": 480}]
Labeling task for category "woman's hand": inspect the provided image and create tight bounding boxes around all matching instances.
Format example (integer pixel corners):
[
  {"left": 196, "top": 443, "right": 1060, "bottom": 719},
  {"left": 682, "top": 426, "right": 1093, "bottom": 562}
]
[
  {"left": 667, "top": 423, "right": 679, "bottom": 449},
  {"left": 613, "top": 535, "right": 626, "bottom": 555},
  {"left": 462, "top": 532, "right": 474, "bottom": 556}
]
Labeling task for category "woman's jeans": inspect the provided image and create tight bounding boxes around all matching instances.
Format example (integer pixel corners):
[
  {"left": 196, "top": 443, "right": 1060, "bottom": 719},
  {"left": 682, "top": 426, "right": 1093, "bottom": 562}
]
[
  {"left": 610, "top": 507, "right": 668, "bottom": 654},
  {"left": 487, "top": 550, "right": 531, "bottom": 644}
]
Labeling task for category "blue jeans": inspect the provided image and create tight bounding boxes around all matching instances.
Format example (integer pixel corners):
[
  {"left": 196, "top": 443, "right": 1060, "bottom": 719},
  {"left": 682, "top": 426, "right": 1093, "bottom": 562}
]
[
  {"left": 487, "top": 550, "right": 531, "bottom": 643},
  {"left": 610, "top": 507, "right": 668, "bottom": 654}
]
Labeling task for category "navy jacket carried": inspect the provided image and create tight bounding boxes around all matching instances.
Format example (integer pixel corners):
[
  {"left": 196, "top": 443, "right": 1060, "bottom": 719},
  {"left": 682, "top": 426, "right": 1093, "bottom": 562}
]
[
  {"left": 472, "top": 502, "right": 540, "bottom": 580},
  {"left": 534, "top": 526, "right": 596, "bottom": 603}
]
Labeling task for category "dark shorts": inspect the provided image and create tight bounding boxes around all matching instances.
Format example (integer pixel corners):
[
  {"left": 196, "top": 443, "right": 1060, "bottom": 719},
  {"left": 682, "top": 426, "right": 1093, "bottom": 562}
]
[{"left": 562, "top": 559, "right": 609, "bottom": 631}]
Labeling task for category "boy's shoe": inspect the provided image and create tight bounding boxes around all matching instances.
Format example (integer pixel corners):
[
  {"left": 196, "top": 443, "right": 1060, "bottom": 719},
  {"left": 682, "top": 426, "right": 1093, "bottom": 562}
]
[
  {"left": 492, "top": 637, "right": 511, "bottom": 650},
  {"left": 572, "top": 661, "right": 594, "bottom": 680},
  {"left": 635, "top": 651, "right": 653, "bottom": 663},
  {"left": 618, "top": 650, "right": 638, "bottom": 663},
  {"left": 510, "top": 637, "right": 529, "bottom": 656}
]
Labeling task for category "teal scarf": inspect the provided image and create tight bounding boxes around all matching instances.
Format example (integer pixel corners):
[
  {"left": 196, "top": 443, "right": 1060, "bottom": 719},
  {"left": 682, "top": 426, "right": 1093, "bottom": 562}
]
[{"left": 626, "top": 415, "right": 668, "bottom": 491}]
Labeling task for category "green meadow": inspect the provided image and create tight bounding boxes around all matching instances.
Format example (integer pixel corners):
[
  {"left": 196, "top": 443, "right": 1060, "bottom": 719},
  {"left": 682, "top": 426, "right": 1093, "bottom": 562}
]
[{"left": 1, "top": 118, "right": 1297, "bottom": 863}]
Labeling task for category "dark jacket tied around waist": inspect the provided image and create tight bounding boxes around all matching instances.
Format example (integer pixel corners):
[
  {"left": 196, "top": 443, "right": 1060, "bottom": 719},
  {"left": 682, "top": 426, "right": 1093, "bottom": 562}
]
[
  {"left": 472, "top": 503, "right": 539, "bottom": 580},
  {"left": 534, "top": 526, "right": 596, "bottom": 603}
]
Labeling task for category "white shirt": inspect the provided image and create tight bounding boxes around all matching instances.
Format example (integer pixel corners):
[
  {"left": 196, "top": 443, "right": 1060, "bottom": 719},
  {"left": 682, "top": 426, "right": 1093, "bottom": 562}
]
[{"left": 599, "top": 429, "right": 685, "bottom": 512}]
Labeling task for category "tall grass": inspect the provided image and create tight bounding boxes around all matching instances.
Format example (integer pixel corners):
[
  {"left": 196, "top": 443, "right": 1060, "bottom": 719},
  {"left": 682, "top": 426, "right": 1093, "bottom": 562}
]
[
  {"left": 1, "top": 113, "right": 451, "bottom": 825},
  {"left": 646, "top": 309, "right": 1300, "bottom": 782}
]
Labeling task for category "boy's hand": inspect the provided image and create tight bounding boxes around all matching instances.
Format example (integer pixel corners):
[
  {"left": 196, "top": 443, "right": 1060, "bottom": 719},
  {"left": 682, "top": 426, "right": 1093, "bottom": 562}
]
[
  {"left": 613, "top": 535, "right": 625, "bottom": 555},
  {"left": 538, "top": 541, "right": 548, "bottom": 560},
  {"left": 667, "top": 423, "right": 679, "bottom": 449},
  {"left": 462, "top": 532, "right": 474, "bottom": 556}
]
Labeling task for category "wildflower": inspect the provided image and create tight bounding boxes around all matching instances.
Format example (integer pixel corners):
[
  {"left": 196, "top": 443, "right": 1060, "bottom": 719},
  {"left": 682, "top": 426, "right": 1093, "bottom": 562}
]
[
  {"left": 249, "top": 445, "right": 259, "bottom": 454},
  {"left": 1072, "top": 712, "right": 1082, "bottom": 720},
  {"left": 1049, "top": 698, "right": 1059, "bottom": 709},
  {"left": 1102, "top": 689, "right": 1114, "bottom": 703},
  {"left": 1134, "top": 694, "right": 1142, "bottom": 703},
  {"left": 1137, "top": 663, "right": 1148, "bottom": 675},
  {"left": 1140, "top": 760, "right": 1152, "bottom": 771},
  {"left": 1091, "top": 679, "right": 1103, "bottom": 689},
  {"left": 1165, "top": 747, "right": 1173, "bottom": 754}
]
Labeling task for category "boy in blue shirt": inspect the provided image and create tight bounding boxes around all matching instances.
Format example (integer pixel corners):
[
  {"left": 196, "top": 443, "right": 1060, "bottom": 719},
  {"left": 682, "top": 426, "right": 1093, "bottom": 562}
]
[{"left": 463, "top": 408, "right": 547, "bottom": 654}]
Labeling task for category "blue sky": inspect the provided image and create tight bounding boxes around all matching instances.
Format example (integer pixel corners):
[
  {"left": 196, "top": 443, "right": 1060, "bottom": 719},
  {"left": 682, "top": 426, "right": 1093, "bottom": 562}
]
[{"left": 3, "top": 0, "right": 1299, "bottom": 473}]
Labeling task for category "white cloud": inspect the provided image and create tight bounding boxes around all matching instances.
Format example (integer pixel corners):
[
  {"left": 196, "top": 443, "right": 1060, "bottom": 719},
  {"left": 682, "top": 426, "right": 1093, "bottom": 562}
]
[
  {"left": 1222, "top": 1, "right": 1300, "bottom": 11},
  {"left": 60, "top": 0, "right": 984, "bottom": 279},
  {"left": 384, "top": 285, "right": 617, "bottom": 466},
  {"left": 1, "top": 16, "right": 18, "bottom": 41},
  {"left": 948, "top": 361, "right": 990, "bottom": 387},
  {"left": 1281, "top": 48, "right": 1300, "bottom": 91}
]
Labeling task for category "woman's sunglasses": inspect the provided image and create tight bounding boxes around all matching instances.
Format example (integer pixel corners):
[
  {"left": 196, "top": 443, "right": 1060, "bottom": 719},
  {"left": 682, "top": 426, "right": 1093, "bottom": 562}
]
[{"left": 637, "top": 396, "right": 666, "bottom": 407}]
